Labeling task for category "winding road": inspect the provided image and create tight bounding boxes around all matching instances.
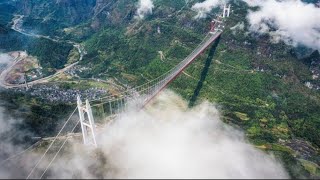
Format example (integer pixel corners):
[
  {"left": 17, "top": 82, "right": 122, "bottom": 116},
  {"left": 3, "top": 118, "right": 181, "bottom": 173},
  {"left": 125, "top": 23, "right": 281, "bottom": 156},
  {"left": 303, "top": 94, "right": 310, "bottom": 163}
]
[{"left": 0, "top": 15, "right": 86, "bottom": 89}]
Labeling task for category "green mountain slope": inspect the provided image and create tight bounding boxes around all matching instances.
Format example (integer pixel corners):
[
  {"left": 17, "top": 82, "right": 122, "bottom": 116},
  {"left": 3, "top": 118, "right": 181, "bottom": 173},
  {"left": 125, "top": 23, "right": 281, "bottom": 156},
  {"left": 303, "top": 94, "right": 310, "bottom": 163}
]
[
  {"left": 0, "top": 0, "right": 319, "bottom": 178},
  {"left": 74, "top": 1, "right": 320, "bottom": 178}
]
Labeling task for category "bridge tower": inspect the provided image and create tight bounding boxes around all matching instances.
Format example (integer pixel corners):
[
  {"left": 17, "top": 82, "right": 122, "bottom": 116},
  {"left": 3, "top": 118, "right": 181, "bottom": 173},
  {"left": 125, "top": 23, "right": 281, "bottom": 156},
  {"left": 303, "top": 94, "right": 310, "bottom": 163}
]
[
  {"left": 77, "top": 95, "right": 97, "bottom": 147},
  {"left": 210, "top": 20, "right": 216, "bottom": 32},
  {"left": 223, "top": 4, "right": 231, "bottom": 18},
  {"left": 158, "top": 51, "right": 165, "bottom": 61}
]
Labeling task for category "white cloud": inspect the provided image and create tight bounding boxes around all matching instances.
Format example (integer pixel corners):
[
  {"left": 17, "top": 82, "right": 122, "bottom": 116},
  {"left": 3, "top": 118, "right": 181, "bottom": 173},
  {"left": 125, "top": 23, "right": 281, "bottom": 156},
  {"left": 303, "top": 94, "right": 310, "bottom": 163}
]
[
  {"left": 0, "top": 54, "right": 13, "bottom": 65},
  {"left": 243, "top": 0, "right": 320, "bottom": 50},
  {"left": 0, "top": 107, "right": 32, "bottom": 179},
  {"left": 135, "top": 0, "right": 154, "bottom": 19},
  {"left": 0, "top": 91, "right": 289, "bottom": 178},
  {"left": 93, "top": 91, "right": 288, "bottom": 178},
  {"left": 43, "top": 91, "right": 288, "bottom": 178},
  {"left": 191, "top": 0, "right": 228, "bottom": 19}
]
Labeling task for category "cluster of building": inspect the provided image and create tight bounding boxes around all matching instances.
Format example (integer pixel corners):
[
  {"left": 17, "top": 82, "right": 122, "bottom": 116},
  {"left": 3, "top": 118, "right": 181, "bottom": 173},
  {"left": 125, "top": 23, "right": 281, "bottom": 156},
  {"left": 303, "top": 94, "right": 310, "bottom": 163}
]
[
  {"left": 281, "top": 138, "right": 318, "bottom": 163},
  {"left": 310, "top": 60, "right": 320, "bottom": 81},
  {"left": 26, "top": 68, "right": 43, "bottom": 82},
  {"left": 304, "top": 58, "right": 320, "bottom": 90},
  {"left": 304, "top": 82, "right": 320, "bottom": 90},
  {"left": 13, "top": 84, "right": 108, "bottom": 103},
  {"left": 65, "top": 65, "right": 90, "bottom": 78}
]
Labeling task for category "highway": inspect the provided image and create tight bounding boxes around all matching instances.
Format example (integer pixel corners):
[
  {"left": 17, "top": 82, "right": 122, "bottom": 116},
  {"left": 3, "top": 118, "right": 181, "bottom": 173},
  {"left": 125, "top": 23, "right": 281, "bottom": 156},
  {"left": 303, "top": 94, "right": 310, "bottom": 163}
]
[{"left": 0, "top": 15, "right": 85, "bottom": 89}]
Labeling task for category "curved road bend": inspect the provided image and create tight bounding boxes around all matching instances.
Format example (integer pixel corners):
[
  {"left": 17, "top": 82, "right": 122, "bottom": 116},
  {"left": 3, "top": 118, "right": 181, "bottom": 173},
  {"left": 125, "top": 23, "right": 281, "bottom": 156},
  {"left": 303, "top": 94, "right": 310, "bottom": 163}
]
[{"left": 0, "top": 15, "right": 85, "bottom": 89}]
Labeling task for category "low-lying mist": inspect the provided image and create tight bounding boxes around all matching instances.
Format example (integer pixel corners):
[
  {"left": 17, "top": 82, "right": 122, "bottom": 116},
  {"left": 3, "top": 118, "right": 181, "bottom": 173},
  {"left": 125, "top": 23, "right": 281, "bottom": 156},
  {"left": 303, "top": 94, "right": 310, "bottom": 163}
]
[
  {"left": 46, "top": 90, "right": 288, "bottom": 179},
  {"left": 0, "top": 105, "right": 36, "bottom": 179},
  {"left": 0, "top": 53, "right": 13, "bottom": 67},
  {"left": 0, "top": 90, "right": 289, "bottom": 178}
]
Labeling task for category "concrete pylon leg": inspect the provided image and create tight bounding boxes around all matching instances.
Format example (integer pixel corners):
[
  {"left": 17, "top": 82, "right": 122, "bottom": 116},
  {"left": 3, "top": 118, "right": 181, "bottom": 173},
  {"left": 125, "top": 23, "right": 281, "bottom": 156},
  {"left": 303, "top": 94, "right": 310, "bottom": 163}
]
[
  {"left": 86, "top": 100, "right": 97, "bottom": 147},
  {"left": 223, "top": 4, "right": 231, "bottom": 18},
  {"left": 227, "top": 4, "right": 231, "bottom": 17},
  {"left": 77, "top": 95, "right": 88, "bottom": 145},
  {"left": 77, "top": 95, "right": 97, "bottom": 147}
]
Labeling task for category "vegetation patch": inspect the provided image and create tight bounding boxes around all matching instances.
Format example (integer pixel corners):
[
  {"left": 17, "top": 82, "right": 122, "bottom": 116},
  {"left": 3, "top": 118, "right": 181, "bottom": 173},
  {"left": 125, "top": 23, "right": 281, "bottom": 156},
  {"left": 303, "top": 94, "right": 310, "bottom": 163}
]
[
  {"left": 299, "top": 159, "right": 320, "bottom": 176},
  {"left": 234, "top": 112, "right": 250, "bottom": 121}
]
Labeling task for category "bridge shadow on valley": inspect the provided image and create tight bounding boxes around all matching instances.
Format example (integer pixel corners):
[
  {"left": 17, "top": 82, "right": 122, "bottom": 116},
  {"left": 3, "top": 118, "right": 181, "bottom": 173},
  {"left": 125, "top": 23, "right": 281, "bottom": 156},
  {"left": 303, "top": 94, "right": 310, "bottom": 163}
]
[{"left": 188, "top": 36, "right": 221, "bottom": 108}]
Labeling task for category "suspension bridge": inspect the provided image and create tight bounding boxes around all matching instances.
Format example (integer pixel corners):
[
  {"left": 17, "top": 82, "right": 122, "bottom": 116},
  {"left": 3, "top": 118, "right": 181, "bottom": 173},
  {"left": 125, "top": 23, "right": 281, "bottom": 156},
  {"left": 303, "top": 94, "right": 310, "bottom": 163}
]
[{"left": 1, "top": 5, "right": 231, "bottom": 179}]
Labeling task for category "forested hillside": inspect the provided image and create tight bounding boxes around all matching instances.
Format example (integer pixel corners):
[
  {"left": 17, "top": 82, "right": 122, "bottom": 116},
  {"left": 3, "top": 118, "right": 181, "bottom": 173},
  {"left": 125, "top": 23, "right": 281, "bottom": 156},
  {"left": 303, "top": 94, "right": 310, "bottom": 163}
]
[{"left": 0, "top": 0, "right": 319, "bottom": 178}]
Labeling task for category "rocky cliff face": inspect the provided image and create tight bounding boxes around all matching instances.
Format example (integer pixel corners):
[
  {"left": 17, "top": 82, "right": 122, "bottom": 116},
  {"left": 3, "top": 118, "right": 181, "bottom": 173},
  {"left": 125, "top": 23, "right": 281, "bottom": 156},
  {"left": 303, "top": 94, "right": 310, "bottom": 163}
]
[
  {"left": 93, "top": 0, "right": 106, "bottom": 16},
  {"left": 16, "top": 0, "right": 97, "bottom": 25},
  {"left": 92, "top": 0, "right": 137, "bottom": 29},
  {"left": 7, "top": 0, "right": 140, "bottom": 39}
]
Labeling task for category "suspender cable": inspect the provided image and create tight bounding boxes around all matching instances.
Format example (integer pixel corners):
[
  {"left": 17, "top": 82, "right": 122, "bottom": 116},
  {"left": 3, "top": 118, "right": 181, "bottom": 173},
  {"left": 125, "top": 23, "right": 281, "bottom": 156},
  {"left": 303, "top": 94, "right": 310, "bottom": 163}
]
[{"left": 26, "top": 107, "right": 78, "bottom": 179}]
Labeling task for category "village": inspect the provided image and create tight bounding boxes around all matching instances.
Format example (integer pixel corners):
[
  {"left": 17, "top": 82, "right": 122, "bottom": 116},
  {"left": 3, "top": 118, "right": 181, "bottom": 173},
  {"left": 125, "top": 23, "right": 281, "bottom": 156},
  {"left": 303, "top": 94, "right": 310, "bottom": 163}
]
[
  {"left": 0, "top": 51, "right": 111, "bottom": 103},
  {"left": 13, "top": 84, "right": 108, "bottom": 103}
]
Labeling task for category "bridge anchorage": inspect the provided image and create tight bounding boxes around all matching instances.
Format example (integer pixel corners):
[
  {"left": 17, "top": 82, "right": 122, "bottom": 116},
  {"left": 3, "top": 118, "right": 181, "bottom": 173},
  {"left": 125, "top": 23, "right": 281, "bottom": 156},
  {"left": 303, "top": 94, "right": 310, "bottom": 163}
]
[{"left": 77, "top": 4, "right": 231, "bottom": 148}]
